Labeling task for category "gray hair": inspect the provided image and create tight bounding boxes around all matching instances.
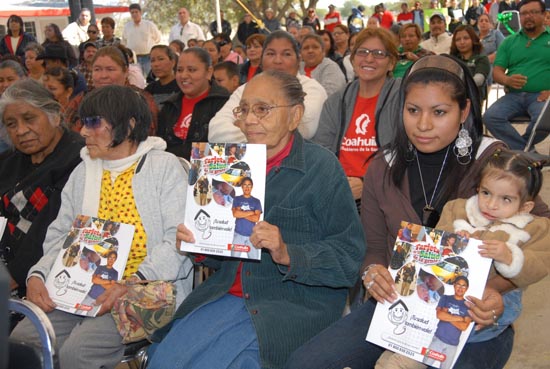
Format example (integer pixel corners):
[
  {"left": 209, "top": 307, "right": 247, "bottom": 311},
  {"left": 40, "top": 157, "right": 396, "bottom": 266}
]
[
  {"left": 0, "top": 60, "right": 27, "bottom": 78},
  {"left": 0, "top": 79, "right": 63, "bottom": 147},
  {"left": 24, "top": 42, "right": 45, "bottom": 56},
  {"left": 260, "top": 70, "right": 305, "bottom": 107}
]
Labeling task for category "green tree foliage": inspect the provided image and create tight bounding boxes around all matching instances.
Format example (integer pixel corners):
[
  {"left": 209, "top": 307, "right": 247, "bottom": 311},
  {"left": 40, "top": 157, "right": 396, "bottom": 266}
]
[{"left": 125, "top": 0, "right": 325, "bottom": 33}]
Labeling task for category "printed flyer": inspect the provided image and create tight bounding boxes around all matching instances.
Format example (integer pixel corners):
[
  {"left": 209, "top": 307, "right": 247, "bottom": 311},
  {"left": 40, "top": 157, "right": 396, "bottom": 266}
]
[
  {"left": 180, "top": 143, "right": 266, "bottom": 260},
  {"left": 45, "top": 215, "right": 134, "bottom": 316},
  {"left": 366, "top": 221, "right": 492, "bottom": 368}
]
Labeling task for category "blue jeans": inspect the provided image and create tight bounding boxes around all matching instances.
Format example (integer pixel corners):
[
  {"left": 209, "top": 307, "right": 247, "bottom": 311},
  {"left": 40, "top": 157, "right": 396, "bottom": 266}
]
[
  {"left": 285, "top": 298, "right": 514, "bottom": 369},
  {"left": 483, "top": 92, "right": 545, "bottom": 150},
  {"left": 147, "top": 294, "right": 260, "bottom": 369}
]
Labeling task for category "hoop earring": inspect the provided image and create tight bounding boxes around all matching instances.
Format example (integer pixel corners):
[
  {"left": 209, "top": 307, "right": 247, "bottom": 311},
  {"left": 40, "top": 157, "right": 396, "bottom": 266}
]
[
  {"left": 454, "top": 123, "right": 472, "bottom": 165},
  {"left": 405, "top": 140, "right": 416, "bottom": 162}
]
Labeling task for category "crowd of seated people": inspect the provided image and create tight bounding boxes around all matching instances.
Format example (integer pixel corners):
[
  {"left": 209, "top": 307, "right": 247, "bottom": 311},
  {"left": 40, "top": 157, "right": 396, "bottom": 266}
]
[{"left": 2, "top": 1, "right": 550, "bottom": 368}]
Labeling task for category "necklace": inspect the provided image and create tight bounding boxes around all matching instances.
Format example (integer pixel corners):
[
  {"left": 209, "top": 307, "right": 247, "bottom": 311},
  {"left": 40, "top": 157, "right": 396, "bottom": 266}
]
[{"left": 416, "top": 146, "right": 450, "bottom": 225}]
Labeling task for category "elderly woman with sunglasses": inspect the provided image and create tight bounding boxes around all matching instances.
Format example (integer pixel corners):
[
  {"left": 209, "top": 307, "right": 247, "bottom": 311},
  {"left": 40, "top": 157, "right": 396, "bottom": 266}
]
[
  {"left": 11, "top": 85, "right": 193, "bottom": 369},
  {"left": 146, "top": 70, "right": 365, "bottom": 369},
  {"left": 0, "top": 79, "right": 83, "bottom": 302}
]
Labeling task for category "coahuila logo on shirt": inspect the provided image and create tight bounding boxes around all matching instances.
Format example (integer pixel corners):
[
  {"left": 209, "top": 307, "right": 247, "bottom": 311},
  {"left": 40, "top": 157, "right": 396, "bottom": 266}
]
[
  {"left": 355, "top": 113, "right": 370, "bottom": 135},
  {"left": 178, "top": 113, "right": 192, "bottom": 129}
]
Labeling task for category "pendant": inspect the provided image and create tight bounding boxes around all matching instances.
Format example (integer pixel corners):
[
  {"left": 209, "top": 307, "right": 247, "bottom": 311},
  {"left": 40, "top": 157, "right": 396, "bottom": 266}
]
[
  {"left": 422, "top": 205, "right": 439, "bottom": 227},
  {"left": 526, "top": 40, "right": 532, "bottom": 48}
]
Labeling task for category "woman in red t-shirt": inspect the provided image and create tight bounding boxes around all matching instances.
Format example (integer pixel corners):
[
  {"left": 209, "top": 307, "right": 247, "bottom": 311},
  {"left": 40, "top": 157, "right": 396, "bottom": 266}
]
[
  {"left": 312, "top": 28, "right": 400, "bottom": 206},
  {"left": 157, "top": 47, "right": 229, "bottom": 159}
]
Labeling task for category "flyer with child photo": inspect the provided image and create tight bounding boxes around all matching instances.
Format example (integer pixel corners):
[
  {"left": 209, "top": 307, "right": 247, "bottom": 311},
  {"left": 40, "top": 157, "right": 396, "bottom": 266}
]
[
  {"left": 366, "top": 221, "right": 492, "bottom": 368},
  {"left": 45, "top": 215, "right": 135, "bottom": 316},
  {"left": 180, "top": 142, "right": 266, "bottom": 260}
]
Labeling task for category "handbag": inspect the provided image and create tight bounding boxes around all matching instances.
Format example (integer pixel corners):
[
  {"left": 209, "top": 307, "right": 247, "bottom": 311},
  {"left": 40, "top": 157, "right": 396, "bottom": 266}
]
[{"left": 111, "top": 280, "right": 176, "bottom": 344}]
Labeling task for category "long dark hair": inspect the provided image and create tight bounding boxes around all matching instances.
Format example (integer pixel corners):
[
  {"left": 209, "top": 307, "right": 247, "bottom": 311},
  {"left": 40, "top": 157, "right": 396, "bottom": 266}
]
[
  {"left": 450, "top": 25, "right": 483, "bottom": 57},
  {"left": 388, "top": 55, "right": 484, "bottom": 209}
]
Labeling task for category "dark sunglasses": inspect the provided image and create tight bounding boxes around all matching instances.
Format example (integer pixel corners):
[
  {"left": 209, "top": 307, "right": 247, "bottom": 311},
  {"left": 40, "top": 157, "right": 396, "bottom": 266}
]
[
  {"left": 88, "top": 30, "right": 98, "bottom": 34},
  {"left": 81, "top": 116, "right": 103, "bottom": 129}
]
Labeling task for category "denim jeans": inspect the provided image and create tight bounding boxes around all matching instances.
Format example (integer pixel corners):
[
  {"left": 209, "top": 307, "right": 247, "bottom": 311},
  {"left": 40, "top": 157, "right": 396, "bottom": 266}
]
[
  {"left": 285, "top": 298, "right": 515, "bottom": 369},
  {"left": 483, "top": 92, "right": 545, "bottom": 150},
  {"left": 147, "top": 294, "right": 260, "bottom": 369}
]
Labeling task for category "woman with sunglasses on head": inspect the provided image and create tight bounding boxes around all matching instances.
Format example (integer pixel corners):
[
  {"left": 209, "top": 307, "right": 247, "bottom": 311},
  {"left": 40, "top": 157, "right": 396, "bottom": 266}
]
[
  {"left": 42, "top": 23, "right": 78, "bottom": 68},
  {"left": 0, "top": 15, "right": 37, "bottom": 65},
  {"left": 10, "top": 85, "right": 194, "bottom": 369},
  {"left": 146, "top": 70, "right": 364, "bottom": 369},
  {"left": 0, "top": 79, "right": 83, "bottom": 304},
  {"left": 287, "top": 54, "right": 550, "bottom": 369},
  {"left": 156, "top": 47, "right": 229, "bottom": 159},
  {"left": 312, "top": 28, "right": 401, "bottom": 207},
  {"left": 209, "top": 30, "right": 328, "bottom": 143}
]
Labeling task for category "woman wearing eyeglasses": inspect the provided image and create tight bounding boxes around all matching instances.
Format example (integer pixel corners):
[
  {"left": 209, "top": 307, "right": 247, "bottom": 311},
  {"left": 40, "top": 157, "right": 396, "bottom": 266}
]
[
  {"left": 156, "top": 47, "right": 229, "bottom": 159},
  {"left": 11, "top": 85, "right": 194, "bottom": 368},
  {"left": 77, "top": 24, "right": 100, "bottom": 62},
  {"left": 0, "top": 79, "right": 83, "bottom": 303},
  {"left": 312, "top": 27, "right": 401, "bottom": 207},
  {"left": 146, "top": 70, "right": 365, "bottom": 369}
]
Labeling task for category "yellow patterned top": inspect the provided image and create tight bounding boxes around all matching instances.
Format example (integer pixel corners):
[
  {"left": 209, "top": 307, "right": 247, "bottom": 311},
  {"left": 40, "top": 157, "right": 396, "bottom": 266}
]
[{"left": 97, "top": 162, "right": 147, "bottom": 279}]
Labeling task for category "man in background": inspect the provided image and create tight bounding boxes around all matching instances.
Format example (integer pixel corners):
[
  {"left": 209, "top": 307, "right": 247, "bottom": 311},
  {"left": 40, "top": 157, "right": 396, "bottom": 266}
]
[
  {"left": 62, "top": 8, "right": 91, "bottom": 47},
  {"left": 420, "top": 12, "right": 452, "bottom": 54},
  {"left": 484, "top": 0, "right": 550, "bottom": 150},
  {"left": 237, "top": 13, "right": 259, "bottom": 45},
  {"left": 97, "top": 17, "right": 121, "bottom": 48},
  {"left": 169, "top": 8, "right": 205, "bottom": 47},
  {"left": 122, "top": 3, "right": 161, "bottom": 76},
  {"left": 210, "top": 10, "right": 232, "bottom": 39}
]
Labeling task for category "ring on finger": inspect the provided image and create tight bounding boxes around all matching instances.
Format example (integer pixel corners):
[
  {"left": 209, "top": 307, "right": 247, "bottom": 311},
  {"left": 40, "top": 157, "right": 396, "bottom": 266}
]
[
  {"left": 371, "top": 272, "right": 378, "bottom": 280},
  {"left": 366, "top": 280, "right": 375, "bottom": 290},
  {"left": 492, "top": 309, "right": 499, "bottom": 326}
]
